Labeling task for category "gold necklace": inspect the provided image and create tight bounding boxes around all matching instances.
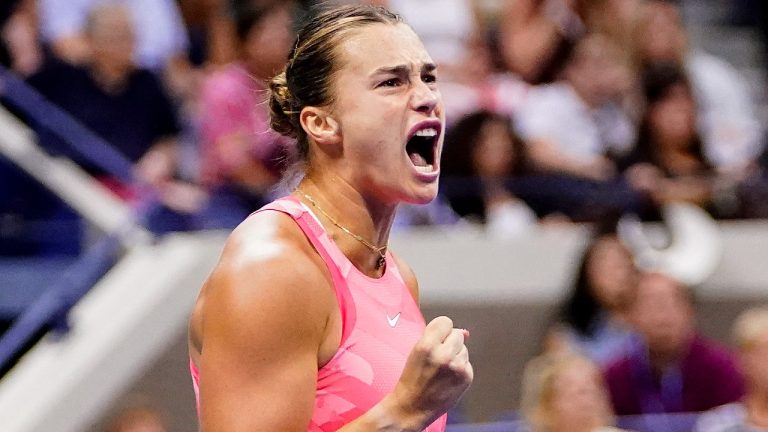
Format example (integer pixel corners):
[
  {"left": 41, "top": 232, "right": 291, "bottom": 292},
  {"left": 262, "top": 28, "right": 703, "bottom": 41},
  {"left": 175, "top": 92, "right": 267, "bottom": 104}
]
[{"left": 301, "top": 192, "right": 387, "bottom": 269}]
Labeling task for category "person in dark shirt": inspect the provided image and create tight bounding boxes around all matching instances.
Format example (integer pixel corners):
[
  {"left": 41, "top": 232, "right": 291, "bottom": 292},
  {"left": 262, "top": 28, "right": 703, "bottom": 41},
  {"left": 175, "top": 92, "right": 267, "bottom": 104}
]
[
  {"left": 604, "top": 272, "right": 744, "bottom": 415},
  {"left": 26, "top": 2, "right": 204, "bottom": 221}
]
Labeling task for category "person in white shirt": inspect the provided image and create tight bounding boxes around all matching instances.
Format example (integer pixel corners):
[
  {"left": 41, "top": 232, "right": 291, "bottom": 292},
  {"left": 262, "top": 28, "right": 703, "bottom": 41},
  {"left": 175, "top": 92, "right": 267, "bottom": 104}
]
[
  {"left": 38, "top": 0, "right": 190, "bottom": 81},
  {"left": 515, "top": 33, "right": 635, "bottom": 181},
  {"left": 635, "top": 0, "right": 764, "bottom": 177}
]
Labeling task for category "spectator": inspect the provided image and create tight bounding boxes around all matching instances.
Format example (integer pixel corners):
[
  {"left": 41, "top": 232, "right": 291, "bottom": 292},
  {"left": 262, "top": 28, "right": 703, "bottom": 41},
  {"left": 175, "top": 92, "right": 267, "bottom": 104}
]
[
  {"left": 37, "top": 0, "right": 188, "bottom": 71},
  {"left": 196, "top": 1, "right": 294, "bottom": 229},
  {"left": 27, "top": 3, "right": 203, "bottom": 218},
  {"left": 377, "top": 0, "right": 534, "bottom": 125},
  {"left": 498, "top": 0, "right": 645, "bottom": 86},
  {"left": 497, "top": 0, "right": 584, "bottom": 84},
  {"left": 605, "top": 272, "right": 744, "bottom": 416},
  {"left": 434, "top": 29, "right": 531, "bottom": 125},
  {"left": 441, "top": 110, "right": 537, "bottom": 238},
  {"left": 378, "top": 0, "right": 476, "bottom": 78},
  {"left": 103, "top": 402, "right": 168, "bottom": 432},
  {"left": 634, "top": 0, "right": 764, "bottom": 177},
  {"left": 694, "top": 306, "right": 768, "bottom": 432},
  {"left": 621, "top": 63, "right": 718, "bottom": 215},
  {"left": 576, "top": 0, "right": 644, "bottom": 54},
  {"left": 521, "top": 353, "right": 628, "bottom": 432},
  {"left": 177, "top": 0, "right": 237, "bottom": 68},
  {"left": 515, "top": 33, "right": 635, "bottom": 182},
  {"left": 0, "top": 0, "right": 42, "bottom": 77},
  {"left": 37, "top": 0, "right": 194, "bottom": 99},
  {"left": 545, "top": 221, "right": 637, "bottom": 367}
]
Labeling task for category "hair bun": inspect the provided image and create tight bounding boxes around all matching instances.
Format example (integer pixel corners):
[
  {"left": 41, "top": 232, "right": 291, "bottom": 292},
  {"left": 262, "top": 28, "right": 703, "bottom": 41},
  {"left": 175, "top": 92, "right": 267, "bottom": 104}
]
[{"left": 268, "top": 70, "right": 298, "bottom": 138}]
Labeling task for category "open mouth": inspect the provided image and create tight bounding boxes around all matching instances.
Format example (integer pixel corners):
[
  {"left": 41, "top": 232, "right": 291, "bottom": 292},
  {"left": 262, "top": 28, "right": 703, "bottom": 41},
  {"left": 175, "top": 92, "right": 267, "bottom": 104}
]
[{"left": 406, "top": 125, "right": 439, "bottom": 173}]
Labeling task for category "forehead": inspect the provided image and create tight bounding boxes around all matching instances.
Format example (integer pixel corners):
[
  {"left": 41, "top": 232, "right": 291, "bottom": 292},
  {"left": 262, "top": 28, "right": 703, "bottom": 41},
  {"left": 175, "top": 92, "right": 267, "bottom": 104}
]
[
  {"left": 335, "top": 23, "right": 432, "bottom": 74},
  {"left": 551, "top": 361, "right": 598, "bottom": 390},
  {"left": 90, "top": 9, "right": 133, "bottom": 34},
  {"left": 636, "top": 274, "right": 684, "bottom": 302}
]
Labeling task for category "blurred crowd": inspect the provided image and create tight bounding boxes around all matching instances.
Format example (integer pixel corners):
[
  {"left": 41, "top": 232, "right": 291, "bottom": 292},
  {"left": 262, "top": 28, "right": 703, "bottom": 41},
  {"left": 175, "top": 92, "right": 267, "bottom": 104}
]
[
  {"left": 517, "top": 218, "right": 768, "bottom": 432},
  {"left": 1, "top": 1, "right": 767, "bottom": 430},
  {"left": 1, "top": 0, "right": 768, "bottom": 255}
]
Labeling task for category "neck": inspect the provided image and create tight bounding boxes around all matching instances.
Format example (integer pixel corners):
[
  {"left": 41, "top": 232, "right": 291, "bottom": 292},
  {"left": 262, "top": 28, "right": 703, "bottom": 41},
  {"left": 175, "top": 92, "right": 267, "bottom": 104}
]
[
  {"left": 647, "top": 335, "right": 693, "bottom": 372},
  {"left": 297, "top": 176, "right": 397, "bottom": 277},
  {"left": 656, "top": 145, "right": 699, "bottom": 171},
  {"left": 90, "top": 62, "right": 131, "bottom": 93},
  {"left": 745, "top": 389, "right": 768, "bottom": 427},
  {"left": 568, "top": 79, "right": 601, "bottom": 109},
  {"left": 549, "top": 418, "right": 599, "bottom": 432}
]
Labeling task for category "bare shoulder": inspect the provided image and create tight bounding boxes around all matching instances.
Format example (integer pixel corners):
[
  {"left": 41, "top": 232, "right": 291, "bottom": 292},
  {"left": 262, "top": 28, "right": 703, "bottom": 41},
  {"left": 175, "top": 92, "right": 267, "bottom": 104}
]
[
  {"left": 390, "top": 251, "right": 420, "bottom": 304},
  {"left": 190, "top": 210, "right": 334, "bottom": 355},
  {"left": 190, "top": 211, "right": 337, "bottom": 430}
]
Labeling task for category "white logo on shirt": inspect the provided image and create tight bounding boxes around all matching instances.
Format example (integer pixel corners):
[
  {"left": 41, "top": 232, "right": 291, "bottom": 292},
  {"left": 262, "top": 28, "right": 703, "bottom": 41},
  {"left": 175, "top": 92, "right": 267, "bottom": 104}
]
[{"left": 386, "top": 312, "right": 401, "bottom": 328}]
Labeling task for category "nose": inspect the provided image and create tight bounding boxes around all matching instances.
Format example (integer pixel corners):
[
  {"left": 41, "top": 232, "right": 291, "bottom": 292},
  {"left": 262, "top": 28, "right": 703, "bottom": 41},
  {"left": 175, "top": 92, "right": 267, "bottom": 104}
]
[{"left": 410, "top": 81, "right": 438, "bottom": 114}]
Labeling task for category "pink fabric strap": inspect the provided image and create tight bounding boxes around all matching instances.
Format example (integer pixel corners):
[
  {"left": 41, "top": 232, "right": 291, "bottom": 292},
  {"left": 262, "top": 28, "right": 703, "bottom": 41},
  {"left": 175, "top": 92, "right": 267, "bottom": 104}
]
[{"left": 255, "top": 196, "right": 357, "bottom": 346}]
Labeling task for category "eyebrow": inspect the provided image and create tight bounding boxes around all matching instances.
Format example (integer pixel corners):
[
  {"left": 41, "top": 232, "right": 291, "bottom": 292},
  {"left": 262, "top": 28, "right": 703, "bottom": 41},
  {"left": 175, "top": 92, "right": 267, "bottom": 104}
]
[{"left": 370, "top": 63, "right": 438, "bottom": 77}]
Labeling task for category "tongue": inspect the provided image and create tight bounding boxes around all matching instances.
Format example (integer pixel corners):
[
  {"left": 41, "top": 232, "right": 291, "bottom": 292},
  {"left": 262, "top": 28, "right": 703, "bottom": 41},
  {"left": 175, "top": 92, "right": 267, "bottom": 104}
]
[{"left": 409, "top": 152, "right": 428, "bottom": 167}]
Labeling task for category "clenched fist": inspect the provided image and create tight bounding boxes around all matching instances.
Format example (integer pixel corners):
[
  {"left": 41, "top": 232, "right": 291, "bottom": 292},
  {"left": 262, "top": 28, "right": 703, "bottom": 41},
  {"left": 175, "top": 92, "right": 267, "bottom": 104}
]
[{"left": 388, "top": 316, "right": 474, "bottom": 429}]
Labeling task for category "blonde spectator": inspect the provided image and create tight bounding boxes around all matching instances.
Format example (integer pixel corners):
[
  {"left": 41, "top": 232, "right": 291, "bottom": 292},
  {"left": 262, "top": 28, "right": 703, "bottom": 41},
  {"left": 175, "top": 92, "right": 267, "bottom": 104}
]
[
  {"left": 694, "top": 307, "right": 768, "bottom": 432},
  {"left": 521, "top": 353, "right": 627, "bottom": 432},
  {"left": 103, "top": 400, "right": 168, "bottom": 432}
]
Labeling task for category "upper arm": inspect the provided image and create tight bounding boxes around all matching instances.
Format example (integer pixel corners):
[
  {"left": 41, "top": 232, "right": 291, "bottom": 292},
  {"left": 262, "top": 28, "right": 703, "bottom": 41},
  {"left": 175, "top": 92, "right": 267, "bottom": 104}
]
[{"left": 198, "top": 218, "right": 333, "bottom": 431}]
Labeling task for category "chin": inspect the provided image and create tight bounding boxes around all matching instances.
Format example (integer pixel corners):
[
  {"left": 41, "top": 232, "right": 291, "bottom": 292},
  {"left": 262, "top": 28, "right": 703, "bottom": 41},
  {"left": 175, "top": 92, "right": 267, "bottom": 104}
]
[{"left": 400, "top": 184, "right": 440, "bottom": 205}]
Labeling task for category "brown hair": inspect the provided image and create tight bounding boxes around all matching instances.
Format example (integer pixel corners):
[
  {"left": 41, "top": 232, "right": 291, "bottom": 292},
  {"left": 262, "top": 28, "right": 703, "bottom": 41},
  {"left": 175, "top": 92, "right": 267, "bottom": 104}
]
[{"left": 268, "top": 4, "right": 402, "bottom": 163}]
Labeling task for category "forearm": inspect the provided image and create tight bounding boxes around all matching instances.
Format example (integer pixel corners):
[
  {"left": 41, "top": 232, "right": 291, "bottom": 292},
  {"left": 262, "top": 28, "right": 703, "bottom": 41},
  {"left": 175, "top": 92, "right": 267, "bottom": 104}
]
[
  {"left": 528, "top": 140, "right": 613, "bottom": 180},
  {"left": 336, "top": 394, "right": 428, "bottom": 432}
]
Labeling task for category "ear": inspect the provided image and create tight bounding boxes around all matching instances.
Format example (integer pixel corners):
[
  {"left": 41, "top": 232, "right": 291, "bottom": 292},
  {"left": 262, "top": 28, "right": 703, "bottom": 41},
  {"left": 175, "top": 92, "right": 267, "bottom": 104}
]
[{"left": 300, "top": 106, "right": 341, "bottom": 146}]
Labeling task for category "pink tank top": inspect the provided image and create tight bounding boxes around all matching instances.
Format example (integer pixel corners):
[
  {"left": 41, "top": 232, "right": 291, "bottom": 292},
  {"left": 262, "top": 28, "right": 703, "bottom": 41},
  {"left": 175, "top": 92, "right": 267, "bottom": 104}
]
[{"left": 190, "top": 196, "right": 447, "bottom": 431}]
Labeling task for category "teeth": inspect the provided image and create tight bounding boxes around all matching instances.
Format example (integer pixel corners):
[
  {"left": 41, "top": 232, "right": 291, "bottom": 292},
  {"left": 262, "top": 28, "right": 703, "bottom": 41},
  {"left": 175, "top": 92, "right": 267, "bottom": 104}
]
[
  {"left": 414, "top": 164, "right": 434, "bottom": 173},
  {"left": 414, "top": 128, "right": 437, "bottom": 137}
]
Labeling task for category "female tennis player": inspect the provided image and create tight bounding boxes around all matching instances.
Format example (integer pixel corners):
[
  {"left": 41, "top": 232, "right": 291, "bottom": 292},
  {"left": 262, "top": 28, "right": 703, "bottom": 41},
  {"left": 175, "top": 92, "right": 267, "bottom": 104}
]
[{"left": 188, "top": 5, "right": 472, "bottom": 431}]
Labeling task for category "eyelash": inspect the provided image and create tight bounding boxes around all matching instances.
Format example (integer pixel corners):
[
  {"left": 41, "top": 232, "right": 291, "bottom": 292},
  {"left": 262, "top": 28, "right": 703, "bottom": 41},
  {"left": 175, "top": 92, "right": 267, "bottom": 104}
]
[
  {"left": 423, "top": 73, "right": 437, "bottom": 84},
  {"left": 378, "top": 74, "right": 438, "bottom": 88},
  {"left": 379, "top": 78, "right": 401, "bottom": 87}
]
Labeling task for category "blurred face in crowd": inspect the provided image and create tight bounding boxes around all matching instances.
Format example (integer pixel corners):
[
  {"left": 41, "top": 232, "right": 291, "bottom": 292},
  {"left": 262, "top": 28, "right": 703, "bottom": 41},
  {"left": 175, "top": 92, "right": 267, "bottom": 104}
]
[
  {"left": 648, "top": 83, "right": 697, "bottom": 151},
  {"left": 565, "top": 34, "right": 631, "bottom": 106},
  {"left": 637, "top": 1, "right": 687, "bottom": 64},
  {"left": 547, "top": 358, "right": 614, "bottom": 431},
  {"left": 471, "top": 118, "right": 516, "bottom": 178},
  {"left": 106, "top": 407, "right": 167, "bottom": 432},
  {"left": 243, "top": 4, "right": 294, "bottom": 79},
  {"left": 86, "top": 5, "right": 136, "bottom": 76},
  {"left": 322, "top": 23, "right": 444, "bottom": 205},
  {"left": 629, "top": 273, "right": 695, "bottom": 359},
  {"left": 586, "top": 236, "right": 637, "bottom": 311},
  {"left": 740, "top": 330, "right": 768, "bottom": 393}
]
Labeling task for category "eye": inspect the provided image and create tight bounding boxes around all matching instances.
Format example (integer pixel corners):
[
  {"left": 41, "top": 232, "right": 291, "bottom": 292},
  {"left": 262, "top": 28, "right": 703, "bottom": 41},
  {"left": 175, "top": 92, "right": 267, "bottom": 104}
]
[
  {"left": 378, "top": 78, "right": 402, "bottom": 88},
  {"left": 422, "top": 73, "right": 438, "bottom": 84}
]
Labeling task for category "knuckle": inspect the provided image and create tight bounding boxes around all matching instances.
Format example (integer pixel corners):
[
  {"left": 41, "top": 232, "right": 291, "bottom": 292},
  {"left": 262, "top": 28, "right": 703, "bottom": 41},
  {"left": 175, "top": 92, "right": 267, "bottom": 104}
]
[
  {"left": 438, "top": 316, "right": 454, "bottom": 329},
  {"left": 430, "top": 316, "right": 453, "bottom": 330},
  {"left": 413, "top": 340, "right": 433, "bottom": 355}
]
